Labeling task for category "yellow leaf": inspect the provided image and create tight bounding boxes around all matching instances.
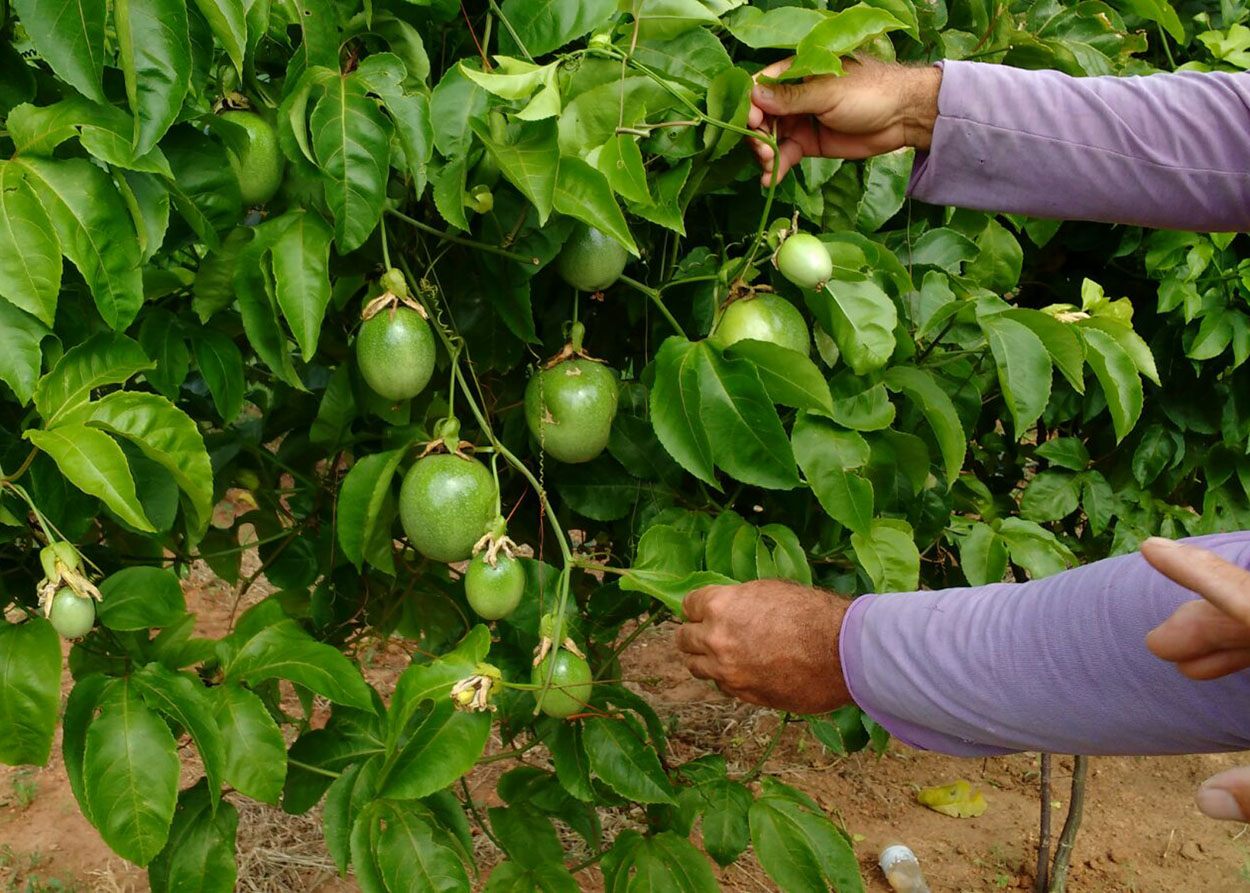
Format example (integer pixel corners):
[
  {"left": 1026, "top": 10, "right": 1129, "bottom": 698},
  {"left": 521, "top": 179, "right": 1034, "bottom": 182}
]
[{"left": 916, "top": 779, "right": 987, "bottom": 818}]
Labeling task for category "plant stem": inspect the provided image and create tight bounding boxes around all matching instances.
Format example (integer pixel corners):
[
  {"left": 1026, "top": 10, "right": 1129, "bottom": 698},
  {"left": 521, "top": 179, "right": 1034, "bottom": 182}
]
[
  {"left": 486, "top": 0, "right": 533, "bottom": 62},
  {"left": 1158, "top": 24, "right": 1177, "bottom": 69},
  {"left": 387, "top": 210, "right": 539, "bottom": 266},
  {"left": 1036, "top": 753, "right": 1052, "bottom": 893},
  {"left": 741, "top": 715, "right": 788, "bottom": 783},
  {"left": 0, "top": 449, "right": 37, "bottom": 483},
  {"left": 595, "top": 613, "right": 663, "bottom": 680},
  {"left": 617, "top": 274, "right": 686, "bottom": 337},
  {"left": 461, "top": 777, "right": 509, "bottom": 855},
  {"left": 1048, "top": 755, "right": 1089, "bottom": 893},
  {"left": 288, "top": 759, "right": 341, "bottom": 779}
]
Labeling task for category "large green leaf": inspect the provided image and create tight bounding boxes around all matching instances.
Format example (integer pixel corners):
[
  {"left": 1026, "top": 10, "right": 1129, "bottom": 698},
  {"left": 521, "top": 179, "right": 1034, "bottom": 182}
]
[
  {"left": 851, "top": 519, "right": 920, "bottom": 593},
  {"left": 486, "top": 860, "right": 580, "bottom": 893},
  {"left": 785, "top": 5, "right": 905, "bottom": 78},
  {"left": 429, "top": 63, "right": 488, "bottom": 159},
  {"left": 114, "top": 0, "right": 191, "bottom": 154},
  {"left": 83, "top": 681, "right": 180, "bottom": 866},
  {"left": 553, "top": 157, "right": 638, "bottom": 255},
  {"left": 374, "top": 801, "right": 472, "bottom": 892},
  {"left": 472, "top": 117, "right": 558, "bottom": 222},
  {"left": 212, "top": 683, "right": 287, "bottom": 804},
  {"left": 62, "top": 674, "right": 113, "bottom": 817},
  {"left": 34, "top": 332, "right": 153, "bottom": 427},
  {"left": 965, "top": 218, "right": 1023, "bottom": 293},
  {"left": 0, "top": 298, "right": 50, "bottom": 406},
  {"left": 192, "top": 0, "right": 246, "bottom": 75},
  {"left": 811, "top": 279, "right": 896, "bottom": 375},
  {"left": 98, "top": 566, "right": 186, "bottom": 630},
  {"left": 87, "top": 391, "right": 214, "bottom": 537},
  {"left": 792, "top": 414, "right": 874, "bottom": 536},
  {"left": 1004, "top": 308, "right": 1084, "bottom": 393},
  {"left": 959, "top": 522, "right": 1008, "bottom": 587},
  {"left": 337, "top": 448, "right": 404, "bottom": 572},
  {"left": 222, "top": 620, "right": 375, "bottom": 710},
  {"left": 650, "top": 337, "right": 716, "bottom": 487},
  {"left": 17, "top": 157, "right": 144, "bottom": 330},
  {"left": 0, "top": 619, "right": 61, "bottom": 767},
  {"left": 25, "top": 425, "right": 153, "bottom": 531},
  {"left": 131, "top": 663, "right": 226, "bottom": 808},
  {"left": 148, "top": 780, "right": 238, "bottom": 893},
  {"left": 882, "top": 366, "right": 966, "bottom": 486},
  {"left": 697, "top": 780, "right": 753, "bottom": 867},
  {"left": 8, "top": 98, "right": 174, "bottom": 175},
  {"left": 583, "top": 716, "right": 675, "bottom": 805},
  {"left": 1081, "top": 326, "right": 1143, "bottom": 442},
  {"left": 12, "top": 0, "right": 108, "bottom": 102},
  {"left": 981, "top": 313, "right": 1052, "bottom": 438},
  {"left": 1020, "top": 470, "right": 1081, "bottom": 521},
  {"left": 232, "top": 215, "right": 303, "bottom": 388},
  {"left": 271, "top": 210, "right": 334, "bottom": 359},
  {"left": 378, "top": 698, "right": 491, "bottom": 801},
  {"left": 724, "top": 339, "right": 834, "bottom": 415},
  {"left": 0, "top": 161, "right": 61, "bottom": 327},
  {"left": 498, "top": 0, "right": 618, "bottom": 55},
  {"left": 189, "top": 328, "right": 245, "bottom": 423},
  {"left": 602, "top": 829, "right": 718, "bottom": 892},
  {"left": 750, "top": 779, "right": 863, "bottom": 893},
  {"left": 703, "top": 67, "right": 752, "bottom": 162},
  {"left": 725, "top": 6, "right": 829, "bottom": 48},
  {"left": 311, "top": 77, "right": 393, "bottom": 252}
]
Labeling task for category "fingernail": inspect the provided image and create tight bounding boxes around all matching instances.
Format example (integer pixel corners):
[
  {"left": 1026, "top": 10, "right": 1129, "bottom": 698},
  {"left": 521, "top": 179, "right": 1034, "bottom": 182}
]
[
  {"left": 1144, "top": 536, "right": 1182, "bottom": 550},
  {"left": 1197, "top": 785, "right": 1245, "bottom": 821},
  {"left": 753, "top": 85, "right": 773, "bottom": 101}
]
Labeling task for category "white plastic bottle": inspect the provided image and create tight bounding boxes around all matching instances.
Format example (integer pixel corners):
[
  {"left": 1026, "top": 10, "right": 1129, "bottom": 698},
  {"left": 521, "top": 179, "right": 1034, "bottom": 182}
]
[{"left": 879, "top": 842, "right": 931, "bottom": 893}]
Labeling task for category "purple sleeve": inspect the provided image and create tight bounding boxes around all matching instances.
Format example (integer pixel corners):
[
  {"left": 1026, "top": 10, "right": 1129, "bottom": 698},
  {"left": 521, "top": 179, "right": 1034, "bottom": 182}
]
[
  {"left": 840, "top": 531, "right": 1250, "bottom": 756},
  {"left": 908, "top": 60, "right": 1250, "bottom": 232}
]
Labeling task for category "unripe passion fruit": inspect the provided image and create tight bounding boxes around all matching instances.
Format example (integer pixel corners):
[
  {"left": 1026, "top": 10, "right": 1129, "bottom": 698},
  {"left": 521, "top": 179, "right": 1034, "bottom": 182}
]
[
  {"left": 776, "top": 233, "right": 833, "bottom": 290},
  {"left": 711, "top": 294, "right": 811, "bottom": 355},
  {"left": 219, "top": 110, "right": 285, "bottom": 206},
  {"left": 399, "top": 455, "right": 497, "bottom": 563},
  {"left": 356, "top": 306, "right": 436, "bottom": 402},
  {"left": 525, "top": 359, "right": 619, "bottom": 464},
  {"left": 556, "top": 224, "right": 629, "bottom": 292},
  {"left": 532, "top": 650, "right": 594, "bottom": 718},
  {"left": 465, "top": 553, "right": 526, "bottom": 620},
  {"left": 49, "top": 588, "right": 95, "bottom": 639}
]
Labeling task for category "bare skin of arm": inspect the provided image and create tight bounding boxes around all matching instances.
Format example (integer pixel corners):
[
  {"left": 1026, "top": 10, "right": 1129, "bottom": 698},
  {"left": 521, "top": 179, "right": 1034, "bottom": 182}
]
[{"left": 747, "top": 57, "right": 942, "bottom": 187}]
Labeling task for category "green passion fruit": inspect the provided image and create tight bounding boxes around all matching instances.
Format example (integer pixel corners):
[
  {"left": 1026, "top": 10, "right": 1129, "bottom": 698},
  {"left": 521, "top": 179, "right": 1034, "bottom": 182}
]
[
  {"left": 711, "top": 294, "right": 811, "bottom": 355},
  {"left": 399, "top": 454, "right": 497, "bottom": 563},
  {"left": 556, "top": 224, "right": 628, "bottom": 292},
  {"left": 525, "top": 359, "right": 619, "bottom": 464},
  {"left": 356, "top": 306, "right": 436, "bottom": 402},
  {"left": 532, "top": 650, "right": 594, "bottom": 718},
  {"left": 49, "top": 588, "right": 95, "bottom": 639},
  {"left": 464, "top": 553, "right": 526, "bottom": 620},
  {"left": 220, "top": 110, "right": 285, "bottom": 206},
  {"left": 776, "top": 232, "right": 833, "bottom": 290}
]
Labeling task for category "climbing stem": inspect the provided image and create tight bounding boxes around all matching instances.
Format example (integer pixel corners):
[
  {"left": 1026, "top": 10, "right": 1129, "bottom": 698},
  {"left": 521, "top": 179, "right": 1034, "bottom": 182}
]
[
  {"left": 386, "top": 209, "right": 540, "bottom": 265},
  {"left": 618, "top": 274, "right": 686, "bottom": 337}
]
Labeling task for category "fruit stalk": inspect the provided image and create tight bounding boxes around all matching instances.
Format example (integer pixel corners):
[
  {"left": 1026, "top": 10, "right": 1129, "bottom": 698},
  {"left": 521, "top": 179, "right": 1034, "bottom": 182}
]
[
  {"left": 386, "top": 210, "right": 539, "bottom": 265},
  {"left": 617, "top": 275, "right": 686, "bottom": 336}
]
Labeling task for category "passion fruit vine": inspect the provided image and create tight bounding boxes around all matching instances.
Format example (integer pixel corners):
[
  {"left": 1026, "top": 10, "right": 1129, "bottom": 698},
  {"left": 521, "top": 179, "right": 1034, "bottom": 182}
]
[{"left": 399, "top": 454, "right": 497, "bottom": 563}]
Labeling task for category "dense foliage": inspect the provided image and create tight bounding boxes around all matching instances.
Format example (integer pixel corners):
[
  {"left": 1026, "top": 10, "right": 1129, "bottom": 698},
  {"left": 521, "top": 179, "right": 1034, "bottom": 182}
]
[{"left": 2, "top": 0, "right": 1248, "bottom": 888}]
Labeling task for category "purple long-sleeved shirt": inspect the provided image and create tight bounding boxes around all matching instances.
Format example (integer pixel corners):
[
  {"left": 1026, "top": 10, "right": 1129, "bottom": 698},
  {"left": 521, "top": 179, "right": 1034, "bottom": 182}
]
[{"left": 841, "top": 61, "right": 1250, "bottom": 756}]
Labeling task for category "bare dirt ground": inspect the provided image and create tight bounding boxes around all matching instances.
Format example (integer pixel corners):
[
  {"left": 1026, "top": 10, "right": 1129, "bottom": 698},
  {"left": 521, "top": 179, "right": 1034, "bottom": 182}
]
[{"left": 4, "top": 552, "right": 1250, "bottom": 892}]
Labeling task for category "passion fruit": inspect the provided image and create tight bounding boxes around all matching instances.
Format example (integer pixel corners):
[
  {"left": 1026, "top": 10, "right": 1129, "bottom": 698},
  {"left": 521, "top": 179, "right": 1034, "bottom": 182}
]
[
  {"left": 524, "top": 359, "right": 619, "bottom": 464},
  {"left": 776, "top": 232, "right": 833, "bottom": 290},
  {"left": 49, "top": 588, "right": 95, "bottom": 639},
  {"left": 398, "top": 454, "right": 496, "bottom": 563},
  {"left": 556, "top": 224, "right": 629, "bottom": 292},
  {"left": 532, "top": 649, "right": 594, "bottom": 718},
  {"left": 356, "top": 306, "right": 436, "bottom": 402},
  {"left": 464, "top": 553, "right": 526, "bottom": 620},
  {"left": 220, "top": 110, "right": 285, "bottom": 206},
  {"left": 711, "top": 294, "right": 811, "bottom": 355}
]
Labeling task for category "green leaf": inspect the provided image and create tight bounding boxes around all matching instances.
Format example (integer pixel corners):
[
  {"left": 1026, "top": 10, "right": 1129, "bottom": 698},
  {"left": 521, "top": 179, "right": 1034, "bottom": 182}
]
[
  {"left": 271, "top": 210, "right": 334, "bottom": 360},
  {"left": 232, "top": 216, "right": 303, "bottom": 388},
  {"left": 806, "top": 279, "right": 895, "bottom": 376},
  {"left": 472, "top": 117, "right": 558, "bottom": 222},
  {"left": 1080, "top": 317, "right": 1159, "bottom": 385},
  {"left": 698, "top": 780, "right": 753, "bottom": 867},
  {"left": 148, "top": 780, "right": 238, "bottom": 893},
  {"left": 9, "top": 99, "right": 175, "bottom": 175},
  {"left": 131, "top": 663, "right": 226, "bottom": 809},
  {"left": 883, "top": 366, "right": 966, "bottom": 486},
  {"left": 959, "top": 522, "right": 1007, "bottom": 586},
  {"left": 554, "top": 157, "right": 638, "bottom": 256},
  {"left": 486, "top": 860, "right": 580, "bottom": 893},
  {"left": 792, "top": 414, "right": 873, "bottom": 536},
  {"left": 0, "top": 619, "right": 61, "bottom": 766},
  {"left": 903, "top": 227, "right": 978, "bottom": 270},
  {"left": 498, "top": 0, "right": 618, "bottom": 56},
  {"left": 138, "top": 310, "right": 189, "bottom": 401},
  {"left": 964, "top": 218, "right": 1023, "bottom": 293},
  {"left": 311, "top": 77, "right": 393, "bottom": 252},
  {"left": 598, "top": 133, "right": 651, "bottom": 206},
  {"left": 98, "top": 567, "right": 186, "bottom": 630},
  {"left": 703, "top": 67, "right": 752, "bottom": 162},
  {"left": 190, "top": 328, "right": 245, "bottom": 423},
  {"left": 650, "top": 338, "right": 716, "bottom": 487},
  {"left": 212, "top": 683, "right": 287, "bottom": 804},
  {"left": 1020, "top": 470, "right": 1080, "bottom": 521},
  {"left": 429, "top": 64, "right": 488, "bottom": 159},
  {"left": 310, "top": 364, "right": 356, "bottom": 448},
  {"left": 724, "top": 340, "right": 834, "bottom": 415},
  {"left": 13, "top": 0, "right": 108, "bottom": 102},
  {"left": 1081, "top": 470, "right": 1114, "bottom": 536},
  {"left": 750, "top": 781, "right": 864, "bottom": 893},
  {"left": 337, "top": 448, "right": 404, "bottom": 572},
  {"left": 554, "top": 457, "right": 641, "bottom": 522},
  {"left": 548, "top": 720, "right": 595, "bottom": 803},
  {"left": 114, "top": 0, "right": 191, "bottom": 154},
  {"left": 1035, "top": 437, "right": 1090, "bottom": 471},
  {"left": 489, "top": 803, "right": 564, "bottom": 868},
  {"left": 1081, "top": 326, "right": 1143, "bottom": 442},
  {"left": 374, "top": 801, "right": 472, "bottom": 892},
  {"left": 633, "top": 28, "right": 732, "bottom": 90},
  {"left": 25, "top": 425, "right": 153, "bottom": 531},
  {"left": 34, "top": 332, "right": 152, "bottom": 427},
  {"left": 784, "top": 4, "right": 905, "bottom": 78},
  {"left": 855, "top": 149, "right": 913, "bottom": 233},
  {"left": 725, "top": 6, "right": 830, "bottom": 48},
  {"left": 192, "top": 0, "right": 246, "bottom": 76},
  {"left": 583, "top": 716, "right": 675, "bottom": 805},
  {"left": 1004, "top": 309, "right": 1084, "bottom": 394},
  {"left": 981, "top": 313, "right": 1052, "bottom": 438},
  {"left": 17, "top": 157, "right": 144, "bottom": 330},
  {"left": 997, "top": 517, "right": 1076, "bottom": 579},
  {"left": 602, "top": 829, "right": 719, "bottom": 892},
  {"left": 193, "top": 227, "right": 251, "bottom": 322},
  {"left": 1118, "top": 0, "right": 1183, "bottom": 41},
  {"left": 0, "top": 161, "right": 61, "bottom": 327},
  {"left": 83, "top": 681, "right": 180, "bottom": 866},
  {"left": 851, "top": 519, "right": 920, "bottom": 592},
  {"left": 323, "top": 760, "right": 378, "bottom": 875},
  {"left": 0, "top": 298, "right": 50, "bottom": 406},
  {"left": 695, "top": 343, "right": 800, "bottom": 490},
  {"left": 223, "top": 620, "right": 375, "bottom": 710}
]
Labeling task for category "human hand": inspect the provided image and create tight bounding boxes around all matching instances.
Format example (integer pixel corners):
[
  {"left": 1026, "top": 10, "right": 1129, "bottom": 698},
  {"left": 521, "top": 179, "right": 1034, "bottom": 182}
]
[
  {"left": 1142, "top": 535, "right": 1250, "bottom": 823},
  {"left": 747, "top": 56, "right": 941, "bottom": 187},
  {"left": 675, "top": 579, "right": 852, "bottom": 714}
]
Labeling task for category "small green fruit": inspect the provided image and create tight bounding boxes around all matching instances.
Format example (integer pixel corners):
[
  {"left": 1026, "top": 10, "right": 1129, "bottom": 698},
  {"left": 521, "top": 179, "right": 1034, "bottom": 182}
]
[
  {"left": 356, "top": 306, "right": 436, "bottom": 402},
  {"left": 711, "top": 294, "right": 811, "bottom": 355},
  {"left": 525, "top": 359, "right": 619, "bottom": 464},
  {"left": 49, "top": 588, "right": 95, "bottom": 639},
  {"left": 532, "top": 650, "right": 594, "bottom": 718},
  {"left": 399, "top": 455, "right": 497, "bottom": 563},
  {"left": 776, "top": 233, "right": 833, "bottom": 290},
  {"left": 465, "top": 553, "right": 526, "bottom": 620},
  {"left": 220, "top": 110, "right": 284, "bottom": 206},
  {"left": 557, "top": 225, "right": 629, "bottom": 292}
]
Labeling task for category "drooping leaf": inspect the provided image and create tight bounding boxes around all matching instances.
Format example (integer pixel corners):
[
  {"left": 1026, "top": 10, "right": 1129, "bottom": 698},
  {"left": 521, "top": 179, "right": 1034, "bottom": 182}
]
[
  {"left": 271, "top": 210, "right": 334, "bottom": 359},
  {"left": 25, "top": 425, "right": 153, "bottom": 531},
  {"left": 583, "top": 716, "right": 675, "bottom": 805},
  {"left": 883, "top": 366, "right": 966, "bottom": 486},
  {"left": 0, "top": 298, "right": 50, "bottom": 406},
  {"left": 851, "top": 519, "right": 920, "bottom": 593},
  {"left": 98, "top": 566, "right": 186, "bottom": 630},
  {"left": 212, "top": 684, "right": 287, "bottom": 804},
  {"left": 337, "top": 448, "right": 404, "bottom": 572},
  {"left": 811, "top": 279, "right": 897, "bottom": 375},
  {"left": 114, "top": 0, "right": 191, "bottom": 154},
  {"left": 981, "top": 313, "right": 1052, "bottom": 438},
  {"left": 553, "top": 157, "right": 638, "bottom": 256},
  {"left": 131, "top": 663, "right": 226, "bottom": 808},
  {"left": 792, "top": 414, "right": 874, "bottom": 536},
  {"left": 0, "top": 619, "right": 61, "bottom": 767},
  {"left": 13, "top": 0, "right": 109, "bottom": 102},
  {"left": 189, "top": 328, "right": 245, "bottom": 423},
  {"left": 1081, "top": 326, "right": 1143, "bottom": 442},
  {"left": 0, "top": 161, "right": 61, "bottom": 327},
  {"left": 497, "top": 0, "right": 618, "bottom": 56},
  {"left": 222, "top": 620, "right": 376, "bottom": 710},
  {"left": 148, "top": 779, "right": 238, "bottom": 893},
  {"left": 311, "top": 77, "right": 393, "bottom": 252},
  {"left": 750, "top": 779, "right": 864, "bottom": 893},
  {"left": 650, "top": 338, "right": 716, "bottom": 486}
]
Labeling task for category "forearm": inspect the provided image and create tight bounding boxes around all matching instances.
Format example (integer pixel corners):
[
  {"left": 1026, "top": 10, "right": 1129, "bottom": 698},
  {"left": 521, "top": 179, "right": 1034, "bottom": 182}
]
[
  {"left": 840, "top": 531, "right": 1250, "bottom": 756},
  {"left": 907, "top": 61, "right": 1250, "bottom": 232}
]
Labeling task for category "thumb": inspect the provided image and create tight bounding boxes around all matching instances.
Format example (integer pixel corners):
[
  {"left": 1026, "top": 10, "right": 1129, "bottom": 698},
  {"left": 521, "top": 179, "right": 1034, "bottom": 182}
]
[
  {"left": 752, "top": 80, "right": 828, "bottom": 117},
  {"left": 1195, "top": 765, "right": 1250, "bottom": 822}
]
